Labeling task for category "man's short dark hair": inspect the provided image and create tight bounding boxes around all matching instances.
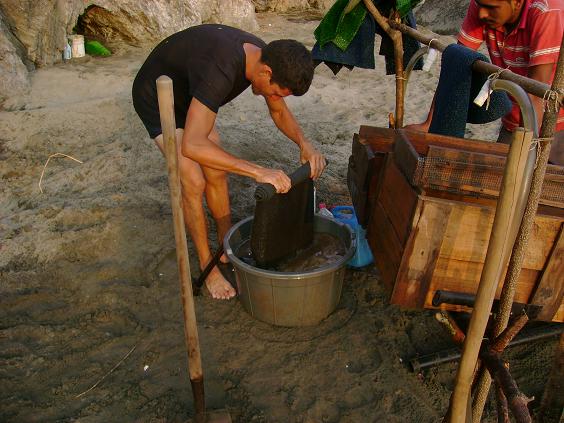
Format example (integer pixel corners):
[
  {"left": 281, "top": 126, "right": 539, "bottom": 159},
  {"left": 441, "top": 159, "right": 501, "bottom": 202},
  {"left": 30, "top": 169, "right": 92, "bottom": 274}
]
[{"left": 260, "top": 40, "right": 314, "bottom": 96}]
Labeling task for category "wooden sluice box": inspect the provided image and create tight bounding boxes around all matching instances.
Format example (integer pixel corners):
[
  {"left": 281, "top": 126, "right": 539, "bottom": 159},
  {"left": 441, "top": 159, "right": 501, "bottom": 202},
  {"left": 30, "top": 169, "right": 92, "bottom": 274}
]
[{"left": 348, "top": 126, "right": 564, "bottom": 322}]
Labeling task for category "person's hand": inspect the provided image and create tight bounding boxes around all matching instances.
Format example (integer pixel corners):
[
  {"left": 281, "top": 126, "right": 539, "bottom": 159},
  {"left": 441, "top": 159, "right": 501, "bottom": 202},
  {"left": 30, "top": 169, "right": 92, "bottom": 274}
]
[
  {"left": 403, "top": 121, "right": 430, "bottom": 133},
  {"left": 300, "top": 141, "right": 326, "bottom": 180},
  {"left": 255, "top": 168, "right": 292, "bottom": 194}
]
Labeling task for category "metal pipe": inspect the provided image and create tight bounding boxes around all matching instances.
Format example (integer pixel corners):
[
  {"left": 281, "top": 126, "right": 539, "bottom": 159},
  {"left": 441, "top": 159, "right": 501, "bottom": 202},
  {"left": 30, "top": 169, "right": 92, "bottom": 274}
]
[
  {"left": 404, "top": 46, "right": 428, "bottom": 88},
  {"left": 450, "top": 80, "right": 537, "bottom": 422},
  {"left": 432, "top": 290, "right": 543, "bottom": 318},
  {"left": 409, "top": 324, "right": 563, "bottom": 373}
]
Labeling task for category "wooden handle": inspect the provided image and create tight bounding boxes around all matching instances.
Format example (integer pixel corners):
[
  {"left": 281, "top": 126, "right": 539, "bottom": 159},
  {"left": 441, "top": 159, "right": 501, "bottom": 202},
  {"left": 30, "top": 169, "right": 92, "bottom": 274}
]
[{"left": 156, "top": 76, "right": 205, "bottom": 412}]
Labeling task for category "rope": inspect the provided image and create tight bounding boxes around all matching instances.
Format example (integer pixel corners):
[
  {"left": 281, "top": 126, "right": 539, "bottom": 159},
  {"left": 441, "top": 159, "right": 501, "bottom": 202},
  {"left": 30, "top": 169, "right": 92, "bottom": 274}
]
[
  {"left": 530, "top": 137, "right": 553, "bottom": 169},
  {"left": 485, "top": 68, "right": 510, "bottom": 110},
  {"left": 542, "top": 88, "right": 563, "bottom": 113}
]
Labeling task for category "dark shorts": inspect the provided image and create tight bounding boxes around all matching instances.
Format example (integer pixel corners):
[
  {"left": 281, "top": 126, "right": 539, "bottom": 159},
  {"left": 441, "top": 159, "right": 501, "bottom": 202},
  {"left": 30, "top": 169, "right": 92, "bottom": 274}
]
[{"left": 131, "top": 77, "right": 190, "bottom": 139}]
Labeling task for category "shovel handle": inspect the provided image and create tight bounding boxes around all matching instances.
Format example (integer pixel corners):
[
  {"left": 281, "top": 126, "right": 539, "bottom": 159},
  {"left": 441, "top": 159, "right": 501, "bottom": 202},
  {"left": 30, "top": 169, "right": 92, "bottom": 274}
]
[{"left": 156, "top": 76, "right": 205, "bottom": 412}]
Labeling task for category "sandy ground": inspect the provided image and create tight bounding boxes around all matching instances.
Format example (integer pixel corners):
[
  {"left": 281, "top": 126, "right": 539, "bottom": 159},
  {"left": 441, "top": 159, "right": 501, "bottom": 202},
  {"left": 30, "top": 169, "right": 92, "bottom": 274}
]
[{"left": 0, "top": 12, "right": 560, "bottom": 423}]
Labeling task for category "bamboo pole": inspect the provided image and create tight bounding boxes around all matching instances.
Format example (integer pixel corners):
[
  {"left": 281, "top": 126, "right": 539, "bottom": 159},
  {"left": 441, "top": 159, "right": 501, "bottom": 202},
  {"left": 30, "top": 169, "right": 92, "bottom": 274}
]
[
  {"left": 156, "top": 76, "right": 206, "bottom": 419},
  {"left": 362, "top": 0, "right": 405, "bottom": 128},
  {"left": 471, "top": 33, "right": 564, "bottom": 422}
]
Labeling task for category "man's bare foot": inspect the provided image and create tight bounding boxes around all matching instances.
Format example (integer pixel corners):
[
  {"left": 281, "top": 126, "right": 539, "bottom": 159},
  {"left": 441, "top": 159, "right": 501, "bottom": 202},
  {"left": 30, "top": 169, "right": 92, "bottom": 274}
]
[{"left": 205, "top": 267, "right": 236, "bottom": 300}]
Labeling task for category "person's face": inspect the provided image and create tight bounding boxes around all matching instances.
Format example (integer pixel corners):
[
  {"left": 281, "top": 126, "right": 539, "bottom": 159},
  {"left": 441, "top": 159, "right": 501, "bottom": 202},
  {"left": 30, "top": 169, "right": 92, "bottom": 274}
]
[
  {"left": 251, "top": 66, "right": 292, "bottom": 101},
  {"left": 475, "top": 0, "right": 523, "bottom": 29}
]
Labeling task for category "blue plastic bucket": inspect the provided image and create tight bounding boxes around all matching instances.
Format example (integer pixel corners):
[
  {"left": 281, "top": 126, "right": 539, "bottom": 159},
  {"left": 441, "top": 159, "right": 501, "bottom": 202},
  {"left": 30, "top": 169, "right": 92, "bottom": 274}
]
[{"left": 331, "top": 206, "right": 373, "bottom": 268}]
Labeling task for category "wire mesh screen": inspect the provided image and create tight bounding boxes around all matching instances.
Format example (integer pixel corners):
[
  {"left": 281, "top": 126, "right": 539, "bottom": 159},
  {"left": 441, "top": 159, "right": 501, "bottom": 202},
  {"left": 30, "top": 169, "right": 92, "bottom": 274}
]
[{"left": 395, "top": 141, "right": 564, "bottom": 208}]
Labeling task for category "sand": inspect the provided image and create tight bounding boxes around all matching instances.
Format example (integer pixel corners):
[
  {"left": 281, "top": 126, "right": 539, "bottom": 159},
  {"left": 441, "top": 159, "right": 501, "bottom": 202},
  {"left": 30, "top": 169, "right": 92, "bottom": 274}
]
[{"left": 0, "top": 12, "right": 559, "bottom": 423}]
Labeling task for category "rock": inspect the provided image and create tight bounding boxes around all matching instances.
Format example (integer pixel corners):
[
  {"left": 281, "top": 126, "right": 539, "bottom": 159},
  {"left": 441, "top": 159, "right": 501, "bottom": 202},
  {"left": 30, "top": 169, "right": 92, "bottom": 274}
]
[
  {"left": 0, "top": 11, "right": 32, "bottom": 105},
  {"left": 0, "top": 0, "right": 258, "bottom": 102},
  {"left": 415, "top": 0, "right": 470, "bottom": 35},
  {"left": 253, "top": 0, "right": 334, "bottom": 13}
]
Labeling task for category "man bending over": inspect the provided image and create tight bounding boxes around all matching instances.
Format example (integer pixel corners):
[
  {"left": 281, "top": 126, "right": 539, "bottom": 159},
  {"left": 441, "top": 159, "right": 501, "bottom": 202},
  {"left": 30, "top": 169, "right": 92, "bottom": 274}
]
[{"left": 132, "top": 24, "right": 326, "bottom": 299}]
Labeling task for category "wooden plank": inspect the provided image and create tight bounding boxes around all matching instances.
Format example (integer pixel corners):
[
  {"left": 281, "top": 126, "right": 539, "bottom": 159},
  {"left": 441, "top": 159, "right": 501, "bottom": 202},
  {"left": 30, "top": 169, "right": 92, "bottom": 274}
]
[
  {"left": 358, "top": 126, "right": 396, "bottom": 153},
  {"left": 424, "top": 258, "right": 539, "bottom": 306},
  {"left": 367, "top": 201, "right": 404, "bottom": 292},
  {"left": 379, "top": 156, "right": 419, "bottom": 246},
  {"left": 529, "top": 224, "right": 564, "bottom": 321},
  {"left": 350, "top": 134, "right": 374, "bottom": 190},
  {"left": 349, "top": 134, "right": 387, "bottom": 227},
  {"left": 391, "top": 201, "right": 452, "bottom": 308},
  {"left": 422, "top": 189, "right": 564, "bottom": 219},
  {"left": 395, "top": 130, "right": 508, "bottom": 156},
  {"left": 359, "top": 125, "right": 502, "bottom": 156},
  {"left": 554, "top": 304, "right": 564, "bottom": 322},
  {"left": 422, "top": 196, "right": 562, "bottom": 270}
]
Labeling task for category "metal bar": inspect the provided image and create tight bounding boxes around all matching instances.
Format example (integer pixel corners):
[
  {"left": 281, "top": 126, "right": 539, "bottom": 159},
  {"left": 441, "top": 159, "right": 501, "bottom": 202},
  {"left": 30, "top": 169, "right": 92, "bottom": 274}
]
[
  {"left": 409, "top": 324, "right": 563, "bottom": 373},
  {"left": 450, "top": 82, "right": 536, "bottom": 422}
]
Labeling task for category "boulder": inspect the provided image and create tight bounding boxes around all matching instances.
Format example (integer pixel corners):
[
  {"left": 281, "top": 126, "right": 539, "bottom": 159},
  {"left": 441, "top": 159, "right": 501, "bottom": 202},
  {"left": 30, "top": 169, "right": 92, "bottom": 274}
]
[
  {"left": 0, "top": 10, "right": 32, "bottom": 104},
  {"left": 415, "top": 0, "right": 470, "bottom": 35}
]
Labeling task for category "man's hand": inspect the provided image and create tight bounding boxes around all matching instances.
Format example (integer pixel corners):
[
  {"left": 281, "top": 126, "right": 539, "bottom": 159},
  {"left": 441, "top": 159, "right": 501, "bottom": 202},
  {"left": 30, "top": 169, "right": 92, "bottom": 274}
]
[
  {"left": 255, "top": 168, "right": 292, "bottom": 194},
  {"left": 300, "top": 141, "right": 326, "bottom": 180}
]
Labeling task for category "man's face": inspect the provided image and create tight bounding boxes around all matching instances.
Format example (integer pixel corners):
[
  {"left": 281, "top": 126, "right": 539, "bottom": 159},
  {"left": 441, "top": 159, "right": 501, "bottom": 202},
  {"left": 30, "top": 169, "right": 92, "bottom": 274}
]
[
  {"left": 475, "top": 0, "right": 522, "bottom": 29},
  {"left": 251, "top": 67, "right": 292, "bottom": 101}
]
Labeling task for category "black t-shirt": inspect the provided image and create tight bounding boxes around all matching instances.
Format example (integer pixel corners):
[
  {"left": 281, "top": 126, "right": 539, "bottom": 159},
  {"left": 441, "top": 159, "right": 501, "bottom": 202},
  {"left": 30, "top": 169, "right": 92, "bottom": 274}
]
[{"left": 132, "top": 24, "right": 266, "bottom": 137}]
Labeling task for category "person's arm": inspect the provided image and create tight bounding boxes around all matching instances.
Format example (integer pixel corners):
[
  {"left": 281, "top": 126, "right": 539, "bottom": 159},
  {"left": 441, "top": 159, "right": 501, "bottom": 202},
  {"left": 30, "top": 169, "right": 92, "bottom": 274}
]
[
  {"left": 527, "top": 63, "right": 554, "bottom": 133},
  {"left": 265, "top": 95, "right": 326, "bottom": 179},
  {"left": 181, "top": 98, "right": 292, "bottom": 193}
]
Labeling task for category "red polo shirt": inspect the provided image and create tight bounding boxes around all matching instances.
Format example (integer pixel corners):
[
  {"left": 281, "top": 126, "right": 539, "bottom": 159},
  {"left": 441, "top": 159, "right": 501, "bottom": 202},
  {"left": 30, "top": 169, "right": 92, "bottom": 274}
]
[{"left": 458, "top": 0, "right": 564, "bottom": 132}]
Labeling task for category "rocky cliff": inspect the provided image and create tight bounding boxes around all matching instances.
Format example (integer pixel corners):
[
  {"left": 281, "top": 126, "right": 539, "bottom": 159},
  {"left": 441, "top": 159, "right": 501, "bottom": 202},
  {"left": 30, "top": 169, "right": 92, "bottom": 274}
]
[
  {"left": 0, "top": 0, "right": 259, "bottom": 103},
  {"left": 416, "top": 0, "right": 469, "bottom": 35}
]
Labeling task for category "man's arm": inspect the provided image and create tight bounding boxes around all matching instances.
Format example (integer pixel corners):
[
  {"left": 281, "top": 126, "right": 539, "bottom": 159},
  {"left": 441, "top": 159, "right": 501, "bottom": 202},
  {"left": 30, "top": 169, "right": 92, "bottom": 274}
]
[
  {"left": 181, "top": 98, "right": 292, "bottom": 193},
  {"left": 265, "top": 96, "right": 326, "bottom": 179}
]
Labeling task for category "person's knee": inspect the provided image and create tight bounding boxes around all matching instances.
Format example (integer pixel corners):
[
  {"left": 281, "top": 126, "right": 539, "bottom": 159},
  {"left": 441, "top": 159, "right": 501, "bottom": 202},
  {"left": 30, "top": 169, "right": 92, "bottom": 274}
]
[{"left": 180, "top": 168, "right": 206, "bottom": 199}]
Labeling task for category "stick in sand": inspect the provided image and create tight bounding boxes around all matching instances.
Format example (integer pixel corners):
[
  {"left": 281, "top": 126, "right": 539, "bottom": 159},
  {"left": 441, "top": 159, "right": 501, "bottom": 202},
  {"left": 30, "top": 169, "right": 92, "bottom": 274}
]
[
  {"left": 75, "top": 344, "right": 137, "bottom": 398},
  {"left": 38, "top": 153, "right": 83, "bottom": 193}
]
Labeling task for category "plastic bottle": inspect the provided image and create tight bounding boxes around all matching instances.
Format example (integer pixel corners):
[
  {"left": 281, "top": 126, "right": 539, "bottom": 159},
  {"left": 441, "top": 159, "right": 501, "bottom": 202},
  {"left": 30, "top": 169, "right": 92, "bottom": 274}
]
[
  {"left": 331, "top": 205, "right": 373, "bottom": 268},
  {"left": 317, "top": 203, "right": 334, "bottom": 218},
  {"left": 63, "top": 40, "right": 72, "bottom": 61}
]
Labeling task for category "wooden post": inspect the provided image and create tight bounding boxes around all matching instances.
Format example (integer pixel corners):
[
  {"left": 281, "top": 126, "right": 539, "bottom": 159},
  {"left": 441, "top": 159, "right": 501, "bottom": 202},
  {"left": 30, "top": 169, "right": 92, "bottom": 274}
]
[
  {"left": 362, "top": 0, "right": 405, "bottom": 128},
  {"left": 156, "top": 76, "right": 206, "bottom": 418}
]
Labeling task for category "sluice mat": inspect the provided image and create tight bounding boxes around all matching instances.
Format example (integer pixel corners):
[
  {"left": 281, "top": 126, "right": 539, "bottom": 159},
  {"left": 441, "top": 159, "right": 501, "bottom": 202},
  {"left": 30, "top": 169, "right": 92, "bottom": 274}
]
[{"left": 250, "top": 179, "right": 314, "bottom": 268}]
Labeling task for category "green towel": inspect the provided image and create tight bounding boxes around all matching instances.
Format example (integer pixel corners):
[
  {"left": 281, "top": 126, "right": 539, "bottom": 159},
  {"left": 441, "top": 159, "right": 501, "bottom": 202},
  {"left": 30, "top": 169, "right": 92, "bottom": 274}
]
[
  {"left": 314, "top": 0, "right": 367, "bottom": 51},
  {"left": 85, "top": 40, "right": 111, "bottom": 57},
  {"left": 396, "top": 0, "right": 423, "bottom": 18}
]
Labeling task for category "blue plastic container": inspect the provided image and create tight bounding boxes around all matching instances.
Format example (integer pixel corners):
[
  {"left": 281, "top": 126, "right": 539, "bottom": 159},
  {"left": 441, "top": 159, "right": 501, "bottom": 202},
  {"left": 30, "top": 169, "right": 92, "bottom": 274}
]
[{"left": 331, "top": 206, "right": 374, "bottom": 268}]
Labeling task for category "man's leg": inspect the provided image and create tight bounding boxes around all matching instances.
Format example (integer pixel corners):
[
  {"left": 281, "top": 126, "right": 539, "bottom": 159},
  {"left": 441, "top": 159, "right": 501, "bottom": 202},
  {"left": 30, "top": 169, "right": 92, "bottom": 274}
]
[
  {"left": 154, "top": 129, "right": 235, "bottom": 300},
  {"left": 204, "top": 126, "right": 232, "bottom": 264}
]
